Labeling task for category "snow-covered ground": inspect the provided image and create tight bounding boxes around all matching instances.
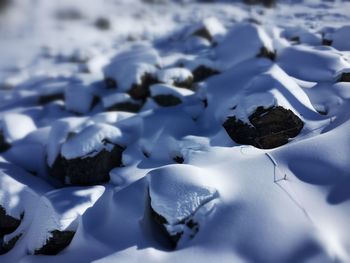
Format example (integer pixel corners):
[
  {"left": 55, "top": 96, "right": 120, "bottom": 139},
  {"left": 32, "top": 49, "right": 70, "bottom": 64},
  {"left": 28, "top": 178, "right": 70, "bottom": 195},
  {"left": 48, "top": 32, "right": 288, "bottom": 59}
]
[{"left": 1, "top": 0, "right": 350, "bottom": 262}]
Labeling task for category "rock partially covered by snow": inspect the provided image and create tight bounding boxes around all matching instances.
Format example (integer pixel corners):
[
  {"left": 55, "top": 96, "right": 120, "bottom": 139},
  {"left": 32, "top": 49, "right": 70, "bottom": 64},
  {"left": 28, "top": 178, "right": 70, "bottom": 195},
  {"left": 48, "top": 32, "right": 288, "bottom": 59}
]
[
  {"left": 216, "top": 23, "right": 274, "bottom": 69},
  {"left": 281, "top": 26, "right": 321, "bottom": 45},
  {"left": 187, "top": 17, "right": 226, "bottom": 44},
  {"left": 150, "top": 84, "right": 194, "bottom": 107},
  {"left": 50, "top": 123, "right": 125, "bottom": 185},
  {"left": 156, "top": 68, "right": 193, "bottom": 89},
  {"left": 277, "top": 45, "right": 349, "bottom": 82},
  {"left": 223, "top": 106, "right": 304, "bottom": 149},
  {"left": 1, "top": 114, "right": 36, "bottom": 143},
  {"left": 61, "top": 123, "right": 123, "bottom": 160},
  {"left": 28, "top": 186, "right": 104, "bottom": 255},
  {"left": 148, "top": 165, "right": 217, "bottom": 247},
  {"left": 103, "top": 44, "right": 161, "bottom": 100},
  {"left": 102, "top": 93, "right": 142, "bottom": 113}
]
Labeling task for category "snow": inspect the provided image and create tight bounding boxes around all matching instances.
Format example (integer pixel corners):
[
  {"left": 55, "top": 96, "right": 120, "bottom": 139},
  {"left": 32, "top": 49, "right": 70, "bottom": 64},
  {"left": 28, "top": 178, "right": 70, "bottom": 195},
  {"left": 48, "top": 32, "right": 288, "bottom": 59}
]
[
  {"left": 1, "top": 0, "right": 350, "bottom": 262},
  {"left": 1, "top": 113, "right": 37, "bottom": 143},
  {"left": 330, "top": 26, "right": 350, "bottom": 51},
  {"left": 61, "top": 123, "right": 123, "bottom": 159},
  {"left": 103, "top": 44, "right": 161, "bottom": 92},
  {"left": 156, "top": 68, "right": 193, "bottom": 86},
  {"left": 215, "top": 22, "right": 274, "bottom": 69},
  {"left": 65, "top": 84, "right": 95, "bottom": 114},
  {"left": 150, "top": 84, "right": 194, "bottom": 97},
  {"left": 277, "top": 45, "right": 350, "bottom": 82},
  {"left": 148, "top": 164, "right": 217, "bottom": 225}
]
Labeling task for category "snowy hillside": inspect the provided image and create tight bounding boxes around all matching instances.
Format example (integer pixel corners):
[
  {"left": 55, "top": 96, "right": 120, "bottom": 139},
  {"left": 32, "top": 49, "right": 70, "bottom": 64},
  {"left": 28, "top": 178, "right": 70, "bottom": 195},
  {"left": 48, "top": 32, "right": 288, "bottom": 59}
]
[{"left": 1, "top": 0, "right": 350, "bottom": 262}]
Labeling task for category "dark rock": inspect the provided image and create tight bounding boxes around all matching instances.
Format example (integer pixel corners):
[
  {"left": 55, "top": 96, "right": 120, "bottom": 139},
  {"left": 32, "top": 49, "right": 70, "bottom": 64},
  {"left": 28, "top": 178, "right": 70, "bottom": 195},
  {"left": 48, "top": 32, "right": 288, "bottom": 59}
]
[
  {"left": 0, "top": 206, "right": 21, "bottom": 236},
  {"left": 95, "top": 17, "right": 110, "bottom": 31},
  {"left": 0, "top": 0, "right": 9, "bottom": 13},
  {"left": 338, "top": 72, "right": 350, "bottom": 82},
  {"left": 223, "top": 106, "right": 304, "bottom": 149},
  {"left": 0, "top": 132, "right": 10, "bottom": 153},
  {"left": 149, "top": 204, "right": 183, "bottom": 249},
  {"left": 322, "top": 38, "right": 333, "bottom": 46},
  {"left": 38, "top": 93, "right": 64, "bottom": 105},
  {"left": 50, "top": 143, "right": 125, "bottom": 185},
  {"left": 243, "top": 0, "right": 277, "bottom": 8},
  {"left": 257, "top": 46, "right": 276, "bottom": 61},
  {"left": 173, "top": 156, "right": 184, "bottom": 164},
  {"left": 0, "top": 234, "right": 22, "bottom": 255},
  {"left": 153, "top": 95, "right": 182, "bottom": 107},
  {"left": 128, "top": 73, "right": 159, "bottom": 101},
  {"left": 107, "top": 102, "right": 142, "bottom": 113},
  {"left": 290, "top": 36, "right": 300, "bottom": 44},
  {"left": 192, "top": 27, "right": 213, "bottom": 43},
  {"left": 173, "top": 77, "right": 193, "bottom": 89},
  {"left": 192, "top": 66, "right": 220, "bottom": 83},
  {"left": 34, "top": 230, "right": 75, "bottom": 255},
  {"left": 104, "top": 77, "right": 117, "bottom": 89}
]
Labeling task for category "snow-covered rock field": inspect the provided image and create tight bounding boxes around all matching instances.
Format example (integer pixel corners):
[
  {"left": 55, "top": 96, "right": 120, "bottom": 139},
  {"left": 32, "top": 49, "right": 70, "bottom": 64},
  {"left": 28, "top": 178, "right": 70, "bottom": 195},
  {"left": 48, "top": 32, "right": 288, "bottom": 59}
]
[{"left": 1, "top": 0, "right": 350, "bottom": 262}]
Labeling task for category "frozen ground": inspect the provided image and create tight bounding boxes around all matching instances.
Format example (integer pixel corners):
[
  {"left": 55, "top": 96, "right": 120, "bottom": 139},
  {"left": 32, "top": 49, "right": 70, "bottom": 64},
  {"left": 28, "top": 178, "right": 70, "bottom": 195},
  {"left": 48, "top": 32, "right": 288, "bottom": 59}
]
[{"left": 0, "top": 0, "right": 350, "bottom": 262}]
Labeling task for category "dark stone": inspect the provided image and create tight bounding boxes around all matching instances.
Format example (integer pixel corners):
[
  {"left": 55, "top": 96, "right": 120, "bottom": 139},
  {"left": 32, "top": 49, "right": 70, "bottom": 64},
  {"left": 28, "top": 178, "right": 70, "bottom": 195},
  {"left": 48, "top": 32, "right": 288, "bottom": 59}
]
[
  {"left": 173, "top": 156, "right": 184, "bottom": 164},
  {"left": 257, "top": 47, "right": 276, "bottom": 61},
  {"left": 128, "top": 73, "right": 159, "bottom": 101},
  {"left": 95, "top": 17, "right": 110, "bottom": 30},
  {"left": 173, "top": 77, "right": 193, "bottom": 89},
  {"left": 290, "top": 36, "right": 300, "bottom": 44},
  {"left": 38, "top": 93, "right": 64, "bottom": 105},
  {"left": 0, "top": 0, "right": 9, "bottom": 13},
  {"left": 149, "top": 204, "right": 183, "bottom": 249},
  {"left": 107, "top": 102, "right": 142, "bottom": 113},
  {"left": 0, "top": 234, "right": 22, "bottom": 255},
  {"left": 104, "top": 77, "right": 117, "bottom": 89},
  {"left": 338, "top": 72, "right": 350, "bottom": 82},
  {"left": 223, "top": 106, "right": 304, "bottom": 149},
  {"left": 153, "top": 95, "right": 182, "bottom": 107},
  {"left": 192, "top": 27, "right": 213, "bottom": 43},
  {"left": 34, "top": 230, "right": 75, "bottom": 255},
  {"left": 322, "top": 38, "right": 333, "bottom": 46},
  {"left": 192, "top": 66, "right": 220, "bottom": 83},
  {"left": 0, "top": 133, "right": 10, "bottom": 153},
  {"left": 243, "top": 0, "right": 277, "bottom": 8},
  {"left": 0, "top": 206, "right": 21, "bottom": 236},
  {"left": 50, "top": 143, "right": 125, "bottom": 185}
]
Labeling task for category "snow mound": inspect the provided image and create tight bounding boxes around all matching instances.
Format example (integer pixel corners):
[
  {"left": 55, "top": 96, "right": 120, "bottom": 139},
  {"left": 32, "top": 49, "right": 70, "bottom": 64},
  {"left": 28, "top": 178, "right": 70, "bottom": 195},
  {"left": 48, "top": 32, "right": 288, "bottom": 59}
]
[
  {"left": 148, "top": 164, "right": 217, "bottom": 225},
  {"left": 61, "top": 123, "right": 123, "bottom": 159},
  {"left": 1, "top": 114, "right": 36, "bottom": 143},
  {"left": 103, "top": 44, "right": 161, "bottom": 92},
  {"left": 216, "top": 23, "right": 274, "bottom": 69},
  {"left": 277, "top": 45, "right": 350, "bottom": 82}
]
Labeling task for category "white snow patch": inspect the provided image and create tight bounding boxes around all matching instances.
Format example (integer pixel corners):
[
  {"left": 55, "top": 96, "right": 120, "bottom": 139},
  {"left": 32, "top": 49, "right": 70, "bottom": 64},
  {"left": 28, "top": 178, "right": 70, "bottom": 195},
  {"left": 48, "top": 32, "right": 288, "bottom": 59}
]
[{"left": 148, "top": 164, "right": 217, "bottom": 225}]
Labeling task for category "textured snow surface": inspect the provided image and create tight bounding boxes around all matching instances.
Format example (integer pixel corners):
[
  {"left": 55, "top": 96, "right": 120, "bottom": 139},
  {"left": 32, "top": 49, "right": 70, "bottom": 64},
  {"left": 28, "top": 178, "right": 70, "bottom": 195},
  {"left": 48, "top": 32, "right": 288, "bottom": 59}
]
[
  {"left": 1, "top": 0, "right": 350, "bottom": 262},
  {"left": 149, "top": 165, "right": 217, "bottom": 225}
]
